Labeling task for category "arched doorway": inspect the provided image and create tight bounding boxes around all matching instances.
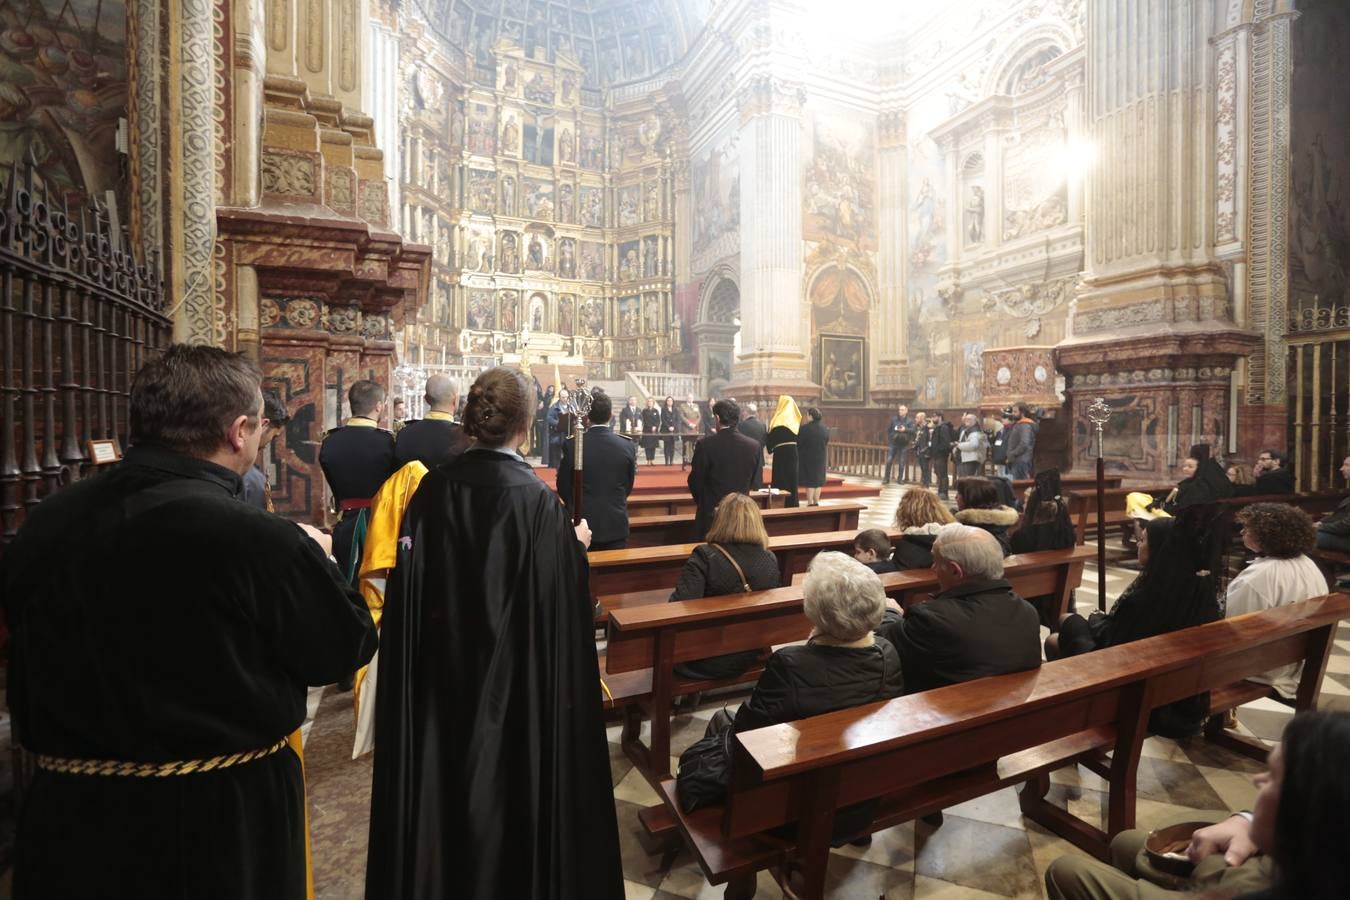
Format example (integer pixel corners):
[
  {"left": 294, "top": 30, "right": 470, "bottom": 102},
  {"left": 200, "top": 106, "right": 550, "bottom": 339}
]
[{"left": 693, "top": 271, "right": 740, "bottom": 396}]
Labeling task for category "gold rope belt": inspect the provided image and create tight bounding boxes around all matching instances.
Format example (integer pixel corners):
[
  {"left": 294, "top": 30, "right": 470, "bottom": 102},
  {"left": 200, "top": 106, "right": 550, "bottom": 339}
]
[{"left": 33, "top": 737, "right": 290, "bottom": 778}]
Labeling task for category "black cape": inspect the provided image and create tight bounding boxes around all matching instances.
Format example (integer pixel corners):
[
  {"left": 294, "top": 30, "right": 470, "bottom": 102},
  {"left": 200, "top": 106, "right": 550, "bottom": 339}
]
[{"left": 365, "top": 449, "right": 624, "bottom": 900}]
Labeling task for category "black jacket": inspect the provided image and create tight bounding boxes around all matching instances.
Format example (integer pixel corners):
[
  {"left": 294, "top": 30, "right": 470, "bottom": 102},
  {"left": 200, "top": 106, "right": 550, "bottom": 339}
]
[
  {"left": 1165, "top": 458, "right": 1235, "bottom": 512},
  {"left": 669, "top": 542, "right": 781, "bottom": 680},
  {"left": 797, "top": 420, "right": 830, "bottom": 488},
  {"left": 618, "top": 404, "right": 642, "bottom": 435},
  {"left": 929, "top": 421, "right": 954, "bottom": 455},
  {"left": 736, "top": 415, "right": 768, "bottom": 489},
  {"left": 954, "top": 506, "right": 1020, "bottom": 556},
  {"left": 876, "top": 577, "right": 1041, "bottom": 695},
  {"left": 731, "top": 638, "right": 904, "bottom": 734},
  {"left": 557, "top": 425, "right": 637, "bottom": 545},
  {"left": 395, "top": 417, "right": 469, "bottom": 470},
  {"left": 893, "top": 531, "right": 938, "bottom": 569},
  {"left": 863, "top": 558, "right": 898, "bottom": 574},
  {"left": 687, "top": 427, "right": 762, "bottom": 538},
  {"left": 887, "top": 415, "right": 914, "bottom": 448},
  {"left": 319, "top": 421, "right": 398, "bottom": 503},
  {"left": 1233, "top": 465, "right": 1294, "bottom": 497}
]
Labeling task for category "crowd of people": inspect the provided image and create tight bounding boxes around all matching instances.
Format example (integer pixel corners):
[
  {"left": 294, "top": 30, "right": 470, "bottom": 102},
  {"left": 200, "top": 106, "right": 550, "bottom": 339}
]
[{"left": 4, "top": 345, "right": 1347, "bottom": 900}]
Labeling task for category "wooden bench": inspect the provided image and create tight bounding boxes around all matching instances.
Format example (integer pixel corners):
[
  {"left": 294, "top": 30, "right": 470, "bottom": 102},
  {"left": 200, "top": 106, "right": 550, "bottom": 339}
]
[
  {"left": 1066, "top": 485, "right": 1173, "bottom": 545},
  {"left": 1308, "top": 548, "right": 1350, "bottom": 588},
  {"left": 1011, "top": 475, "right": 1122, "bottom": 493},
  {"left": 656, "top": 593, "right": 1350, "bottom": 899},
  {"left": 605, "top": 547, "right": 1094, "bottom": 785},
  {"left": 589, "top": 527, "right": 904, "bottom": 613},
  {"left": 625, "top": 502, "right": 864, "bottom": 548},
  {"left": 628, "top": 485, "right": 880, "bottom": 518}
]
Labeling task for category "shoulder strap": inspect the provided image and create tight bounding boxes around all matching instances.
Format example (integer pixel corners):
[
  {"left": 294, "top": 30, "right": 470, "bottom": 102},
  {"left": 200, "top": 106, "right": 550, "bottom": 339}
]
[{"left": 709, "top": 542, "right": 752, "bottom": 593}]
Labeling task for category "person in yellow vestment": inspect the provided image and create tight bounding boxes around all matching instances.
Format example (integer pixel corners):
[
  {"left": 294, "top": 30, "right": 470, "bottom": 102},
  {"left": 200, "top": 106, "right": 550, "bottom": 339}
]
[
  {"left": 766, "top": 395, "right": 802, "bottom": 508},
  {"left": 352, "top": 459, "right": 429, "bottom": 758}
]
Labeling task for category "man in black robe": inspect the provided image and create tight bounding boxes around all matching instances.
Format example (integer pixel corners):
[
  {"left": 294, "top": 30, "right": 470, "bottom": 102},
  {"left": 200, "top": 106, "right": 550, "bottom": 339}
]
[
  {"left": 3, "top": 344, "right": 377, "bottom": 900},
  {"left": 688, "top": 399, "right": 762, "bottom": 538},
  {"left": 365, "top": 373, "right": 623, "bottom": 898},
  {"left": 736, "top": 400, "right": 768, "bottom": 489},
  {"left": 319, "top": 379, "right": 397, "bottom": 581}
]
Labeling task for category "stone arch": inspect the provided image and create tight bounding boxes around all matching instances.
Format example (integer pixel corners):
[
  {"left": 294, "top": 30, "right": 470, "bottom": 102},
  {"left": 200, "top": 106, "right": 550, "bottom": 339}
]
[
  {"left": 982, "top": 24, "right": 1075, "bottom": 97},
  {"left": 693, "top": 265, "right": 740, "bottom": 394}
]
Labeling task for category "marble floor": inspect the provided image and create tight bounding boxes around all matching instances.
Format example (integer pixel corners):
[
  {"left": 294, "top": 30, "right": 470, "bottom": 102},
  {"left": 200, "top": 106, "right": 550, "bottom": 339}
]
[{"left": 299, "top": 477, "right": 1350, "bottom": 899}]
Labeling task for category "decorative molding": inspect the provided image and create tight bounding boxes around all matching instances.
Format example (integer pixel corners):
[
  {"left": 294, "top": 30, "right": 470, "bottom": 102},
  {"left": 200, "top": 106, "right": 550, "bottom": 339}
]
[
  {"left": 129, "top": 0, "right": 162, "bottom": 255},
  {"left": 1074, "top": 300, "right": 1166, "bottom": 333},
  {"left": 304, "top": 0, "right": 324, "bottom": 74},
  {"left": 338, "top": 0, "right": 358, "bottom": 93},
  {"left": 981, "top": 274, "right": 1078, "bottom": 338},
  {"left": 1214, "top": 39, "right": 1239, "bottom": 245},
  {"left": 262, "top": 149, "right": 321, "bottom": 199},
  {"left": 735, "top": 75, "right": 805, "bottom": 122},
  {"left": 1065, "top": 366, "right": 1233, "bottom": 389},
  {"left": 177, "top": 0, "right": 221, "bottom": 345},
  {"left": 328, "top": 167, "right": 356, "bottom": 215}
]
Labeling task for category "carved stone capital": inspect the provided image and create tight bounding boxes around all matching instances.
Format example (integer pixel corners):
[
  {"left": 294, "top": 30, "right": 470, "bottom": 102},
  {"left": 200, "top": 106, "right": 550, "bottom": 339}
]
[
  {"left": 736, "top": 75, "right": 806, "bottom": 122},
  {"left": 878, "top": 109, "right": 906, "bottom": 148}
]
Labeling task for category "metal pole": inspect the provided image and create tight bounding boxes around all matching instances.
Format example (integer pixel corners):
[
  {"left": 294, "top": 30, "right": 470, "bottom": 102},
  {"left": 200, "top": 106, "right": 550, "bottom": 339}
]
[{"left": 1086, "top": 398, "right": 1112, "bottom": 612}]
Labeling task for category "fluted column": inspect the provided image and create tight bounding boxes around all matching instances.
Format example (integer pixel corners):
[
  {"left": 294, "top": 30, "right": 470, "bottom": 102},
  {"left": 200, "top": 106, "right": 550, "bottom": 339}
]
[
  {"left": 871, "top": 109, "right": 911, "bottom": 404},
  {"left": 727, "top": 75, "right": 816, "bottom": 399}
]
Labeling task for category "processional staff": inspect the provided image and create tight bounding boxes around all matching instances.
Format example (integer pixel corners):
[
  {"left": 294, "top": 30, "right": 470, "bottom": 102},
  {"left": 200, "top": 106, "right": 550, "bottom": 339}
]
[
  {"left": 568, "top": 380, "right": 593, "bottom": 526},
  {"left": 1086, "top": 397, "right": 1112, "bottom": 612}
]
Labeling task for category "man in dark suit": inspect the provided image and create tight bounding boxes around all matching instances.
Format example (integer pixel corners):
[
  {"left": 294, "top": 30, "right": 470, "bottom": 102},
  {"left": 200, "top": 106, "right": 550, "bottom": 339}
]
[
  {"left": 546, "top": 388, "right": 572, "bottom": 469},
  {"left": 687, "top": 399, "right": 762, "bottom": 539},
  {"left": 319, "top": 379, "right": 398, "bottom": 583},
  {"left": 618, "top": 395, "right": 642, "bottom": 436},
  {"left": 557, "top": 392, "right": 637, "bottom": 550},
  {"left": 394, "top": 374, "right": 469, "bottom": 469},
  {"left": 1234, "top": 449, "right": 1295, "bottom": 496},
  {"left": 736, "top": 401, "right": 768, "bottom": 489}
]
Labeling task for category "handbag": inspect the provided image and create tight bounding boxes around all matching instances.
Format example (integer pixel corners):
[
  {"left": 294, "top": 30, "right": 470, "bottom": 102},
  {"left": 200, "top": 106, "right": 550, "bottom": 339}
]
[{"left": 675, "top": 707, "right": 736, "bottom": 812}]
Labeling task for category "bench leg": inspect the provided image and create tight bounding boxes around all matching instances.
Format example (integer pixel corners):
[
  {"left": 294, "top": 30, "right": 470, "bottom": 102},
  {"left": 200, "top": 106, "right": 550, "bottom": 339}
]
[
  {"left": 1018, "top": 772, "right": 1111, "bottom": 862},
  {"left": 724, "top": 873, "right": 757, "bottom": 900},
  {"left": 1202, "top": 713, "right": 1271, "bottom": 763}
]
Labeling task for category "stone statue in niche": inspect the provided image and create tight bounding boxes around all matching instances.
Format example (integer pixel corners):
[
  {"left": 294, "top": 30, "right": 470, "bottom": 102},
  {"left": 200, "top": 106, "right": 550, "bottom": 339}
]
[
  {"left": 502, "top": 117, "right": 520, "bottom": 157},
  {"left": 501, "top": 233, "right": 520, "bottom": 273},
  {"left": 644, "top": 181, "right": 660, "bottom": 220},
  {"left": 500, "top": 292, "right": 518, "bottom": 332},
  {"left": 965, "top": 185, "right": 984, "bottom": 244},
  {"left": 637, "top": 112, "right": 662, "bottom": 157},
  {"left": 501, "top": 176, "right": 516, "bottom": 216},
  {"left": 645, "top": 296, "right": 661, "bottom": 333},
  {"left": 580, "top": 298, "right": 604, "bottom": 337},
  {"left": 558, "top": 238, "right": 577, "bottom": 277},
  {"left": 558, "top": 128, "right": 575, "bottom": 164},
  {"left": 561, "top": 73, "right": 577, "bottom": 104},
  {"left": 504, "top": 61, "right": 518, "bottom": 90},
  {"left": 558, "top": 296, "right": 575, "bottom": 335},
  {"left": 642, "top": 237, "right": 658, "bottom": 276},
  {"left": 527, "top": 233, "right": 546, "bottom": 270},
  {"left": 558, "top": 183, "right": 575, "bottom": 223},
  {"left": 530, "top": 294, "right": 546, "bottom": 331}
]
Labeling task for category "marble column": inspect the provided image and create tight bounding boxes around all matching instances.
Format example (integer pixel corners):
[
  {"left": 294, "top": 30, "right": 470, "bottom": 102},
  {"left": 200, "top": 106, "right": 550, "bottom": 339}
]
[
  {"left": 726, "top": 75, "right": 816, "bottom": 401},
  {"left": 871, "top": 109, "right": 912, "bottom": 404}
]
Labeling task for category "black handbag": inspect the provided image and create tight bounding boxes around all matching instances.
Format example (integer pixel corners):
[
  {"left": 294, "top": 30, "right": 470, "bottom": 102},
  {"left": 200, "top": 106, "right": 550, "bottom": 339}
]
[{"left": 675, "top": 708, "right": 735, "bottom": 812}]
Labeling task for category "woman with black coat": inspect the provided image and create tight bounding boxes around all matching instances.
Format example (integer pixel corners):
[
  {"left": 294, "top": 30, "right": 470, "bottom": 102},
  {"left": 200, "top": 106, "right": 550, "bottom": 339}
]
[
  {"left": 659, "top": 395, "right": 679, "bottom": 465},
  {"left": 953, "top": 476, "right": 1020, "bottom": 556},
  {"left": 797, "top": 407, "right": 830, "bottom": 506},
  {"left": 765, "top": 395, "right": 801, "bottom": 508}
]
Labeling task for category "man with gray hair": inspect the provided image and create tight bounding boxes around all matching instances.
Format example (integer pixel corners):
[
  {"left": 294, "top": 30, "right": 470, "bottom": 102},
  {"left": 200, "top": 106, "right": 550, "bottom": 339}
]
[
  {"left": 395, "top": 374, "right": 468, "bottom": 469},
  {"left": 736, "top": 400, "right": 768, "bottom": 489},
  {"left": 876, "top": 522, "right": 1040, "bottom": 694}
]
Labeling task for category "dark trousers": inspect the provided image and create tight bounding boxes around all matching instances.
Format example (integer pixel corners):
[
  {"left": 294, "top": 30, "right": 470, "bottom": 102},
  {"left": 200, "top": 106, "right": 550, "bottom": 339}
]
[
  {"left": 929, "top": 455, "right": 950, "bottom": 497},
  {"left": 1010, "top": 460, "right": 1033, "bottom": 480},
  {"left": 642, "top": 437, "right": 657, "bottom": 462},
  {"left": 884, "top": 444, "right": 908, "bottom": 483},
  {"left": 591, "top": 538, "right": 627, "bottom": 551},
  {"left": 662, "top": 435, "right": 675, "bottom": 463},
  {"left": 957, "top": 461, "right": 980, "bottom": 478}
]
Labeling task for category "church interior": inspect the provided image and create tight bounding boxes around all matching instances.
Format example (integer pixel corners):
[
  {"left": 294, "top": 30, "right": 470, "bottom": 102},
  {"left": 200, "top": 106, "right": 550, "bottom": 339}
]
[{"left": 3, "top": 0, "right": 1350, "bottom": 896}]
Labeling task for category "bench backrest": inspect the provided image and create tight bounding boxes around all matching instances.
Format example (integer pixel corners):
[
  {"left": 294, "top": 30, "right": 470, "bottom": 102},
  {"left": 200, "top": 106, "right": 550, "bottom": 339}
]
[
  {"left": 721, "top": 593, "right": 1350, "bottom": 839},
  {"left": 625, "top": 503, "right": 865, "bottom": 548},
  {"left": 604, "top": 546, "right": 1095, "bottom": 675}
]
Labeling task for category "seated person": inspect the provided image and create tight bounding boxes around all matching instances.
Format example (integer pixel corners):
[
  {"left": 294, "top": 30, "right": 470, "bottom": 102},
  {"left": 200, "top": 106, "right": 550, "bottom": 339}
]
[
  {"left": 953, "top": 476, "right": 1019, "bottom": 556},
  {"left": 1010, "top": 469, "right": 1076, "bottom": 554},
  {"left": 1234, "top": 448, "right": 1295, "bottom": 496},
  {"left": 670, "top": 493, "right": 781, "bottom": 680},
  {"left": 1046, "top": 710, "right": 1350, "bottom": 900},
  {"left": 1162, "top": 444, "right": 1234, "bottom": 513},
  {"left": 1226, "top": 503, "right": 1328, "bottom": 701},
  {"left": 876, "top": 523, "right": 1040, "bottom": 694},
  {"left": 1315, "top": 455, "right": 1350, "bottom": 553},
  {"left": 892, "top": 488, "right": 956, "bottom": 569},
  {"left": 1228, "top": 462, "right": 1255, "bottom": 487},
  {"left": 1048, "top": 509, "right": 1223, "bottom": 736},
  {"left": 853, "top": 528, "right": 897, "bottom": 573}
]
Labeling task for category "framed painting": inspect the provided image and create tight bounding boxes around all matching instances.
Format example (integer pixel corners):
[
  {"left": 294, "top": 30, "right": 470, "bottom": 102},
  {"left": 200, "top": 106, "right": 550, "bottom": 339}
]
[{"left": 818, "top": 334, "right": 865, "bottom": 403}]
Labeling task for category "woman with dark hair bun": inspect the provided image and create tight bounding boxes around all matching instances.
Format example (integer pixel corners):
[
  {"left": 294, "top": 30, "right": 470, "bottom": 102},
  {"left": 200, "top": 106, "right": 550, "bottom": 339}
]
[
  {"left": 366, "top": 367, "right": 624, "bottom": 899},
  {"left": 797, "top": 406, "right": 830, "bottom": 506}
]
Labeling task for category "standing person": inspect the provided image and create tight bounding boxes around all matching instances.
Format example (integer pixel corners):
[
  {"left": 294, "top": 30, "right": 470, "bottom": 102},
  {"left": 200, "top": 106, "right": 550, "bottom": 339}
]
[
  {"left": 1005, "top": 402, "right": 1038, "bottom": 480},
  {"left": 687, "top": 399, "right": 762, "bottom": 539},
  {"left": 535, "top": 383, "right": 554, "bottom": 464},
  {"left": 912, "top": 412, "right": 932, "bottom": 489},
  {"left": 365, "top": 367, "right": 623, "bottom": 900},
  {"left": 391, "top": 398, "right": 407, "bottom": 433},
  {"left": 558, "top": 392, "right": 638, "bottom": 550},
  {"left": 320, "top": 379, "right": 398, "bottom": 582},
  {"left": 701, "top": 395, "right": 718, "bottom": 436},
  {"left": 884, "top": 403, "right": 914, "bottom": 485},
  {"left": 798, "top": 406, "right": 830, "bottom": 506},
  {"left": 929, "top": 412, "right": 955, "bottom": 500},
  {"left": 5, "top": 345, "right": 376, "bottom": 900},
  {"left": 395, "top": 374, "right": 469, "bottom": 469},
  {"left": 545, "top": 387, "right": 572, "bottom": 468},
  {"left": 736, "top": 400, "right": 768, "bottom": 489},
  {"left": 640, "top": 396, "right": 661, "bottom": 465},
  {"left": 681, "top": 394, "right": 703, "bottom": 461},
  {"left": 991, "top": 410, "right": 1015, "bottom": 477},
  {"left": 242, "top": 390, "right": 290, "bottom": 511},
  {"left": 766, "top": 395, "right": 802, "bottom": 508},
  {"left": 618, "top": 395, "right": 641, "bottom": 435},
  {"left": 954, "top": 412, "right": 988, "bottom": 477},
  {"left": 660, "top": 395, "right": 679, "bottom": 464}
]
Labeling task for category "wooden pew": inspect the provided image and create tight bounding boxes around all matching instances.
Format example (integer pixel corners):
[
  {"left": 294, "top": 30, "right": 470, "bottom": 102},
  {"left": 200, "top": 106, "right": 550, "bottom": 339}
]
[
  {"left": 655, "top": 593, "right": 1350, "bottom": 899},
  {"left": 605, "top": 547, "right": 1095, "bottom": 784},
  {"left": 1066, "top": 485, "right": 1172, "bottom": 545},
  {"left": 1011, "top": 475, "right": 1123, "bottom": 493},
  {"left": 625, "top": 502, "right": 864, "bottom": 548},
  {"left": 628, "top": 485, "right": 881, "bottom": 518},
  {"left": 589, "top": 527, "right": 904, "bottom": 613}
]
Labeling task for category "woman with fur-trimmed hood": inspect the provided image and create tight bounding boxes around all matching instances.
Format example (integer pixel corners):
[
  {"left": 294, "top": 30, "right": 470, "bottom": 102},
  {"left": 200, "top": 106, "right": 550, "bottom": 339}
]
[{"left": 953, "top": 476, "right": 1019, "bottom": 556}]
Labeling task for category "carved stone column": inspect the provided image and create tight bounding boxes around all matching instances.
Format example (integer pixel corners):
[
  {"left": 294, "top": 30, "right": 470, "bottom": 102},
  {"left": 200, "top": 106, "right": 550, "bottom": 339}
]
[
  {"left": 1057, "top": 0, "right": 1260, "bottom": 479},
  {"left": 871, "top": 109, "right": 912, "bottom": 405},
  {"left": 725, "top": 75, "right": 817, "bottom": 402}
]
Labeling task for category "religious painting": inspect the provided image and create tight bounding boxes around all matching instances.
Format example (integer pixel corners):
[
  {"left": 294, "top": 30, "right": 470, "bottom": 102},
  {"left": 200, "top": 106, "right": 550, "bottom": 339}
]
[
  {"left": 557, "top": 237, "right": 578, "bottom": 278},
  {"left": 578, "top": 42, "right": 600, "bottom": 88},
  {"left": 908, "top": 143, "right": 946, "bottom": 271},
  {"left": 803, "top": 111, "right": 876, "bottom": 249},
  {"left": 706, "top": 349, "right": 732, "bottom": 385},
  {"left": 557, "top": 295, "right": 576, "bottom": 335},
  {"left": 642, "top": 236, "right": 660, "bottom": 277},
  {"left": 580, "top": 124, "right": 605, "bottom": 169},
  {"left": 617, "top": 296, "right": 641, "bottom": 336},
  {"left": 690, "top": 124, "right": 740, "bottom": 270},
  {"left": 559, "top": 71, "right": 579, "bottom": 106},
  {"left": 524, "top": 232, "right": 550, "bottom": 272},
  {"left": 643, "top": 179, "right": 661, "bottom": 221},
  {"left": 467, "top": 103, "right": 495, "bottom": 155},
  {"left": 528, "top": 292, "right": 548, "bottom": 331},
  {"left": 549, "top": 6, "right": 569, "bottom": 32},
  {"left": 579, "top": 297, "right": 606, "bottom": 336},
  {"left": 523, "top": 71, "right": 555, "bottom": 104},
  {"left": 500, "top": 114, "right": 521, "bottom": 158},
  {"left": 580, "top": 186, "right": 605, "bottom": 226},
  {"left": 522, "top": 118, "right": 554, "bottom": 166},
  {"left": 502, "top": 0, "right": 525, "bottom": 22},
  {"left": 618, "top": 185, "right": 641, "bottom": 226},
  {"left": 465, "top": 227, "right": 495, "bottom": 273},
  {"left": 617, "top": 240, "right": 640, "bottom": 281},
  {"left": 498, "top": 290, "right": 519, "bottom": 333},
  {"left": 523, "top": 178, "right": 555, "bottom": 219},
  {"left": 500, "top": 175, "right": 517, "bottom": 216},
  {"left": 557, "top": 182, "right": 576, "bottom": 223},
  {"left": 817, "top": 335, "right": 865, "bottom": 403},
  {"left": 468, "top": 289, "right": 496, "bottom": 330},
  {"left": 1002, "top": 123, "right": 1068, "bottom": 241},
  {"left": 467, "top": 169, "right": 497, "bottom": 213},
  {"left": 644, "top": 294, "right": 663, "bottom": 333},
  {"left": 471, "top": 13, "right": 496, "bottom": 66},
  {"left": 499, "top": 231, "right": 521, "bottom": 273},
  {"left": 580, "top": 241, "right": 605, "bottom": 280},
  {"left": 598, "top": 37, "right": 622, "bottom": 84},
  {"left": 622, "top": 33, "right": 646, "bottom": 77},
  {"left": 551, "top": 32, "right": 575, "bottom": 62},
  {"left": 450, "top": 99, "right": 465, "bottom": 149},
  {"left": 964, "top": 182, "right": 986, "bottom": 246},
  {"left": 962, "top": 341, "right": 986, "bottom": 403}
]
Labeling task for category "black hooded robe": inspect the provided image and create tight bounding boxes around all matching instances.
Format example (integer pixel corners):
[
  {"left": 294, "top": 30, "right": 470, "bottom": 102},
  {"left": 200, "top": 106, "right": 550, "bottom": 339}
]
[{"left": 364, "top": 449, "right": 624, "bottom": 900}]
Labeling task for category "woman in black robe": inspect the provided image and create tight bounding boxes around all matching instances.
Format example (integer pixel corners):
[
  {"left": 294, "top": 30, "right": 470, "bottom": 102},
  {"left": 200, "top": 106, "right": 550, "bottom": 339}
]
[
  {"left": 797, "top": 406, "right": 830, "bottom": 505},
  {"left": 365, "top": 367, "right": 624, "bottom": 900},
  {"left": 660, "top": 394, "right": 679, "bottom": 464},
  {"left": 766, "top": 394, "right": 801, "bottom": 508}
]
